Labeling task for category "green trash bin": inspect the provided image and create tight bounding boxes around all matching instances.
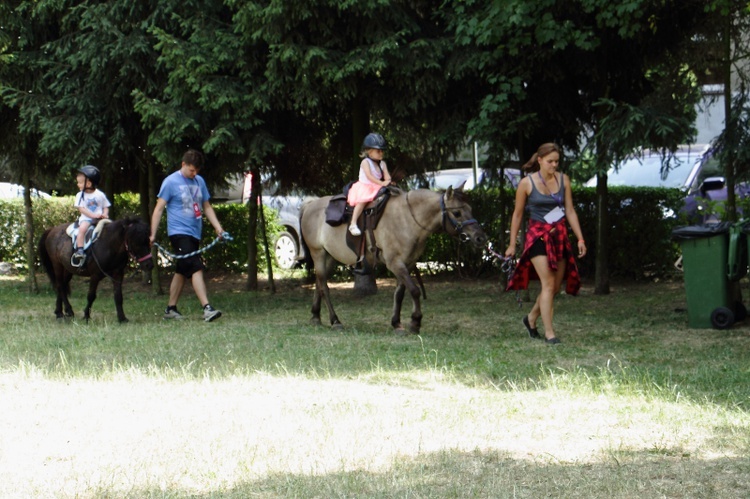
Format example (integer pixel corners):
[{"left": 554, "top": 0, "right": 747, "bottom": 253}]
[{"left": 672, "top": 222, "right": 745, "bottom": 329}]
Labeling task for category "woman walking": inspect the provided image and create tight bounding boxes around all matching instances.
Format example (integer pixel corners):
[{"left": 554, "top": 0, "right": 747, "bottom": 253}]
[{"left": 505, "top": 143, "right": 586, "bottom": 344}]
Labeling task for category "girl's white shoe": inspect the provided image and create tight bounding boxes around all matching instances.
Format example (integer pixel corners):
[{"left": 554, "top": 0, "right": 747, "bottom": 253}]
[{"left": 348, "top": 224, "right": 361, "bottom": 236}]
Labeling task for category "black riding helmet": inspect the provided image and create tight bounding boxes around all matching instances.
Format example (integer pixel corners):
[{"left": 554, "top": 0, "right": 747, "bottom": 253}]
[
  {"left": 362, "top": 133, "right": 387, "bottom": 151},
  {"left": 78, "top": 165, "right": 101, "bottom": 188}
]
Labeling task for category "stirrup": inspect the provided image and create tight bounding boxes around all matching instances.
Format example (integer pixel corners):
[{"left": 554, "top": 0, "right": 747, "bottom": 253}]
[{"left": 71, "top": 253, "right": 86, "bottom": 268}]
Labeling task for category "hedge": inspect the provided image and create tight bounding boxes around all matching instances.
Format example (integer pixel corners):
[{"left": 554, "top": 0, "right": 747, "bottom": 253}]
[{"left": 1, "top": 187, "right": 685, "bottom": 280}]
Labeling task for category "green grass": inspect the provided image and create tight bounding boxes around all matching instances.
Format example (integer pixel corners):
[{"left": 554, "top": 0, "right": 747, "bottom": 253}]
[{"left": 1, "top": 271, "right": 749, "bottom": 497}]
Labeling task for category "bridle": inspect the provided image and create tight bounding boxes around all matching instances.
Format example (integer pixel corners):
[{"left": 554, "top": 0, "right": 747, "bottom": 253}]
[
  {"left": 406, "top": 190, "right": 479, "bottom": 242},
  {"left": 125, "top": 241, "right": 153, "bottom": 263},
  {"left": 439, "top": 194, "right": 479, "bottom": 242}
]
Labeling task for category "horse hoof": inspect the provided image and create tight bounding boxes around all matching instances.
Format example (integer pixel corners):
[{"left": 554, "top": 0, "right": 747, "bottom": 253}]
[
  {"left": 310, "top": 318, "right": 322, "bottom": 327},
  {"left": 331, "top": 323, "right": 344, "bottom": 330},
  {"left": 394, "top": 327, "right": 408, "bottom": 336}
]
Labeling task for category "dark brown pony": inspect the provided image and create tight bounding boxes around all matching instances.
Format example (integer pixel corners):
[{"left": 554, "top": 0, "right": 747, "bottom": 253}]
[
  {"left": 300, "top": 186, "right": 487, "bottom": 333},
  {"left": 38, "top": 217, "right": 154, "bottom": 322}
]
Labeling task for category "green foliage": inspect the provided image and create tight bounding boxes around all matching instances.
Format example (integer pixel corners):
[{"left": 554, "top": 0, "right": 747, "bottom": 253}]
[
  {"left": 0, "top": 199, "right": 76, "bottom": 270},
  {"left": 574, "top": 186, "right": 685, "bottom": 280}
]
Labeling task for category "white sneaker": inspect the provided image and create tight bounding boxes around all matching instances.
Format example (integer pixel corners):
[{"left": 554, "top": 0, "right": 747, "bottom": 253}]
[
  {"left": 203, "top": 304, "right": 222, "bottom": 322},
  {"left": 163, "top": 307, "right": 186, "bottom": 320},
  {"left": 348, "top": 224, "right": 361, "bottom": 236}
]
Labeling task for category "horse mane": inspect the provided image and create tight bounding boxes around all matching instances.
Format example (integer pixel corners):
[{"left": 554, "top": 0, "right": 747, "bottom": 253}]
[{"left": 435, "top": 187, "right": 469, "bottom": 203}]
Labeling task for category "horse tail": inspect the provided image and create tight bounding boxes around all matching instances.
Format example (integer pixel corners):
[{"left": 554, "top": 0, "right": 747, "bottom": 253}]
[
  {"left": 298, "top": 199, "right": 314, "bottom": 270},
  {"left": 38, "top": 228, "right": 58, "bottom": 285}
]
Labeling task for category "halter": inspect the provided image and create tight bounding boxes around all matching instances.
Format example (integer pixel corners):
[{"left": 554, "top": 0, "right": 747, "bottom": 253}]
[
  {"left": 125, "top": 241, "right": 153, "bottom": 263},
  {"left": 439, "top": 194, "right": 479, "bottom": 242},
  {"left": 406, "top": 190, "right": 479, "bottom": 242}
]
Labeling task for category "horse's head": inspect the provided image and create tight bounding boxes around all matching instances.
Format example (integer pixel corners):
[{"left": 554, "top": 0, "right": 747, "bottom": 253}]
[
  {"left": 123, "top": 217, "right": 154, "bottom": 271},
  {"left": 441, "top": 186, "right": 488, "bottom": 249}
]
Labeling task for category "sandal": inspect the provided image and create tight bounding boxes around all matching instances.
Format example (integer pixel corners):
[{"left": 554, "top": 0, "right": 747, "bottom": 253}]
[{"left": 522, "top": 316, "right": 542, "bottom": 339}]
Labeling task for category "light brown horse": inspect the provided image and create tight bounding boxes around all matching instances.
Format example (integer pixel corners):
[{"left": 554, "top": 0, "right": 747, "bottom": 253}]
[{"left": 300, "top": 186, "right": 487, "bottom": 333}]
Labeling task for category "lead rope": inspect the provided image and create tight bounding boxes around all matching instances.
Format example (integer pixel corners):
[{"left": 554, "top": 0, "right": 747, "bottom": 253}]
[
  {"left": 486, "top": 244, "right": 523, "bottom": 308},
  {"left": 153, "top": 232, "right": 234, "bottom": 259}
]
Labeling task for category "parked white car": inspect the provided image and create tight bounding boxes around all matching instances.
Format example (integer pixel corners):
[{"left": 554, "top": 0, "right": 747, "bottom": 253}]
[{"left": 406, "top": 167, "right": 521, "bottom": 191}]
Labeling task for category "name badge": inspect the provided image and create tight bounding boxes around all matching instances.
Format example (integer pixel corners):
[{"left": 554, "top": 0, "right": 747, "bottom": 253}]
[
  {"left": 193, "top": 202, "right": 202, "bottom": 219},
  {"left": 544, "top": 206, "right": 565, "bottom": 224}
]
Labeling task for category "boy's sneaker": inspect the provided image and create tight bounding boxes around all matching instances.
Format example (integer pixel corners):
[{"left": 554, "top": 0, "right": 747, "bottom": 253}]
[
  {"left": 203, "top": 304, "right": 222, "bottom": 322},
  {"left": 163, "top": 306, "right": 186, "bottom": 320},
  {"left": 70, "top": 248, "right": 86, "bottom": 268}
]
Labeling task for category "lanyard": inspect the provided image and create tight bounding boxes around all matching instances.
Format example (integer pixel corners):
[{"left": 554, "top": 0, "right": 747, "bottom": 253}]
[
  {"left": 181, "top": 173, "right": 199, "bottom": 202},
  {"left": 537, "top": 172, "right": 563, "bottom": 207},
  {"left": 181, "top": 173, "right": 202, "bottom": 218}
]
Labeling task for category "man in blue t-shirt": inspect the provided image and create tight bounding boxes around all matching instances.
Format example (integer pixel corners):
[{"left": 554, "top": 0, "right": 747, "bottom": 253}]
[{"left": 150, "top": 149, "right": 225, "bottom": 322}]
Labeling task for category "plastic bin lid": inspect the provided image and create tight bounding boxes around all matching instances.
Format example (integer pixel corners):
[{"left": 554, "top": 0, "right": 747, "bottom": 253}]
[{"left": 672, "top": 222, "right": 732, "bottom": 239}]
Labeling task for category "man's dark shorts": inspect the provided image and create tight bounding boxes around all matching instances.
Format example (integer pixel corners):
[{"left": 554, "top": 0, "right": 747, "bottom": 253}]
[{"left": 169, "top": 235, "right": 205, "bottom": 278}]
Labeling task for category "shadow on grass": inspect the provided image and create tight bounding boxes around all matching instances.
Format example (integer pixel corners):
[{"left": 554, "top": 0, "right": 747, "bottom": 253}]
[{"left": 117, "top": 448, "right": 750, "bottom": 498}]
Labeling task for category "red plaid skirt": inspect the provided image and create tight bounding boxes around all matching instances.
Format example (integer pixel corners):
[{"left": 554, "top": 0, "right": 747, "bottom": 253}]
[{"left": 506, "top": 219, "right": 581, "bottom": 296}]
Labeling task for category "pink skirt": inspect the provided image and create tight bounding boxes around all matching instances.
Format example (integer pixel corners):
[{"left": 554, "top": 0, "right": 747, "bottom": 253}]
[{"left": 347, "top": 181, "right": 381, "bottom": 206}]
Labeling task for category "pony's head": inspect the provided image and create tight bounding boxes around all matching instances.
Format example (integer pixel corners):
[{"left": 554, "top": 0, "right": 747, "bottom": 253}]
[
  {"left": 123, "top": 217, "right": 154, "bottom": 271},
  {"left": 441, "top": 186, "right": 487, "bottom": 249}
]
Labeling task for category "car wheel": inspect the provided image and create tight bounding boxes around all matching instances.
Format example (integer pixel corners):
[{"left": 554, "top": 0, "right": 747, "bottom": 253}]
[{"left": 274, "top": 231, "right": 299, "bottom": 269}]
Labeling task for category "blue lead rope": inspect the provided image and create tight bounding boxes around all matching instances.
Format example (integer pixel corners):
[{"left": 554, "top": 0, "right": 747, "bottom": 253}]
[{"left": 154, "top": 232, "right": 234, "bottom": 260}]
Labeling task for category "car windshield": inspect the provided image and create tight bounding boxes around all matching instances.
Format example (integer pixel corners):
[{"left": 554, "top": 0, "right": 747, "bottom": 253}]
[{"left": 606, "top": 154, "right": 698, "bottom": 189}]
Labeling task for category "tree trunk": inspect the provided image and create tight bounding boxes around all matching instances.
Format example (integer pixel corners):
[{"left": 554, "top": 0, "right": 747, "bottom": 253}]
[
  {"left": 353, "top": 272, "right": 377, "bottom": 296},
  {"left": 722, "top": 17, "right": 737, "bottom": 222},
  {"left": 594, "top": 166, "right": 611, "bottom": 295},
  {"left": 351, "top": 98, "right": 377, "bottom": 295},
  {"left": 139, "top": 165, "right": 151, "bottom": 285},
  {"left": 148, "top": 160, "right": 163, "bottom": 294},
  {"left": 21, "top": 164, "right": 38, "bottom": 294},
  {"left": 258, "top": 189, "right": 276, "bottom": 294},
  {"left": 246, "top": 166, "right": 260, "bottom": 291},
  {"left": 352, "top": 97, "right": 369, "bottom": 170}
]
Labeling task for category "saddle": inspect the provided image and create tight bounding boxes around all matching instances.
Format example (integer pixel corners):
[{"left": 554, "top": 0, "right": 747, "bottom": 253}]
[
  {"left": 66, "top": 219, "right": 111, "bottom": 252},
  {"left": 344, "top": 186, "right": 401, "bottom": 275}
]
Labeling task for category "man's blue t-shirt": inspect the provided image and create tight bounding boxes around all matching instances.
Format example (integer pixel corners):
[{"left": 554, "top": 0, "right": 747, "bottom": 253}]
[{"left": 157, "top": 170, "right": 211, "bottom": 239}]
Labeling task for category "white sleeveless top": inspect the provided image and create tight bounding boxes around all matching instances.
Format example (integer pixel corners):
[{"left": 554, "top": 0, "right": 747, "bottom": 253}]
[{"left": 358, "top": 158, "right": 386, "bottom": 185}]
